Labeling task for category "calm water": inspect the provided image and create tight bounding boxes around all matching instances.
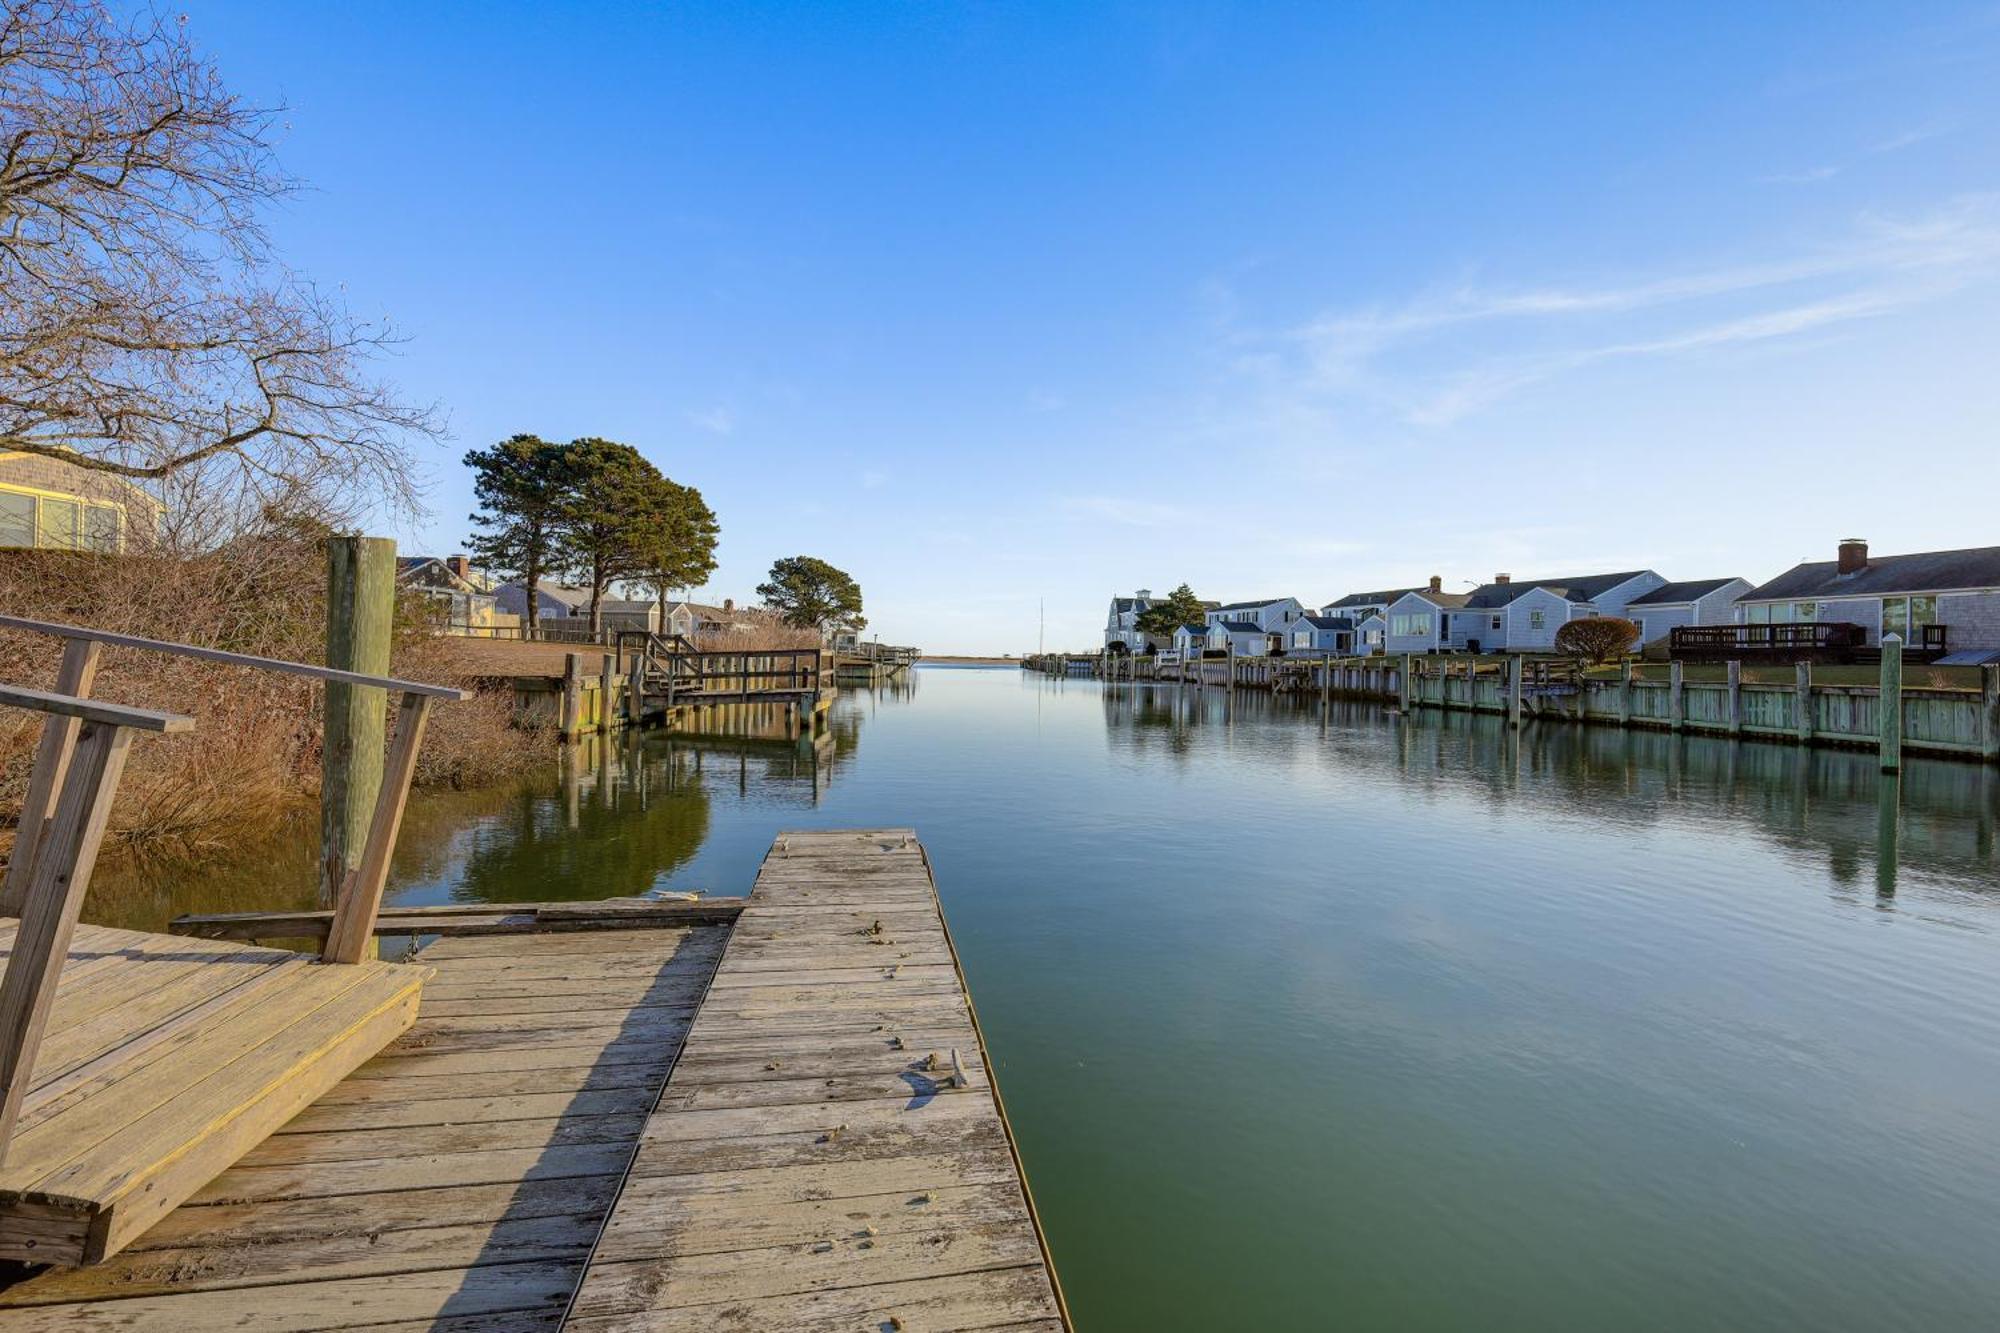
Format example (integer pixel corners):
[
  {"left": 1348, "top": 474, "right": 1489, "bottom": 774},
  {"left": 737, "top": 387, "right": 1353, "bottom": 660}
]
[{"left": 91, "top": 666, "right": 2000, "bottom": 1330}]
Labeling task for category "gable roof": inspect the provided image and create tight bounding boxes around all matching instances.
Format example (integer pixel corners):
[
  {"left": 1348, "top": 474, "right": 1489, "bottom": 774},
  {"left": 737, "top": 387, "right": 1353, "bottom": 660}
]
[
  {"left": 1212, "top": 597, "right": 1297, "bottom": 612},
  {"left": 1463, "top": 571, "right": 1653, "bottom": 609},
  {"left": 1628, "top": 577, "right": 1746, "bottom": 607},
  {"left": 1325, "top": 587, "right": 1427, "bottom": 609},
  {"left": 1216, "top": 620, "right": 1264, "bottom": 633},
  {"left": 1174, "top": 622, "right": 1208, "bottom": 636},
  {"left": 1390, "top": 588, "right": 1471, "bottom": 609},
  {"left": 1299, "top": 614, "right": 1353, "bottom": 630},
  {"left": 1743, "top": 545, "right": 2000, "bottom": 601}
]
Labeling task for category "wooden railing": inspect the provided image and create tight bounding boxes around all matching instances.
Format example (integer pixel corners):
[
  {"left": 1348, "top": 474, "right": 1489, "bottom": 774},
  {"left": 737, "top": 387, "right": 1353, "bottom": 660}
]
[
  {"left": 618, "top": 632, "right": 824, "bottom": 703},
  {"left": 1670, "top": 622, "right": 1869, "bottom": 662},
  {"left": 0, "top": 615, "right": 467, "bottom": 965},
  {"left": 0, "top": 685, "right": 192, "bottom": 1158}
]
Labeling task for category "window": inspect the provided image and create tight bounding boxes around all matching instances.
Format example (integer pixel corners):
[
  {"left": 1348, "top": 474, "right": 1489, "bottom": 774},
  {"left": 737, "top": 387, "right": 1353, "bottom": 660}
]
[
  {"left": 1747, "top": 603, "right": 1771, "bottom": 625},
  {"left": 1293, "top": 630, "right": 1310, "bottom": 648},
  {"left": 1528, "top": 608, "right": 1545, "bottom": 630},
  {"left": 1791, "top": 601, "right": 1817, "bottom": 623},
  {"left": 0, "top": 491, "right": 32, "bottom": 548},
  {"left": 1390, "top": 613, "right": 1432, "bottom": 637},
  {"left": 1912, "top": 595, "right": 1938, "bottom": 628},
  {"left": 1490, "top": 616, "right": 1501, "bottom": 630},
  {"left": 1882, "top": 597, "right": 1908, "bottom": 639},
  {"left": 84, "top": 503, "right": 122, "bottom": 553},
  {"left": 35, "top": 496, "right": 79, "bottom": 550}
]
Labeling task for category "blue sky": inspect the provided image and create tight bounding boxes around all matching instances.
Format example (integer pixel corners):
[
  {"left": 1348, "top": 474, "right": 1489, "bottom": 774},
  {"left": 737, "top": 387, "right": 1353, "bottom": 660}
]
[{"left": 188, "top": 2, "right": 2000, "bottom": 653}]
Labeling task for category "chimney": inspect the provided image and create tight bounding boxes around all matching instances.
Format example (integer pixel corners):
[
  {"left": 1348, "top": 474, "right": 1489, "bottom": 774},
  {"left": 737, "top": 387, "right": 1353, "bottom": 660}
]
[
  {"left": 1837, "top": 538, "right": 1868, "bottom": 575},
  {"left": 1495, "top": 573, "right": 1511, "bottom": 585},
  {"left": 1428, "top": 575, "right": 1442, "bottom": 594},
  {"left": 447, "top": 554, "right": 471, "bottom": 580}
]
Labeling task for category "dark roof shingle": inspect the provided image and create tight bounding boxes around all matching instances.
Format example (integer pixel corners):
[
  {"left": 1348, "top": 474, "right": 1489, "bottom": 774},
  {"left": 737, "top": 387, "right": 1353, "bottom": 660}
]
[
  {"left": 1628, "top": 577, "right": 1746, "bottom": 607},
  {"left": 1743, "top": 546, "right": 2000, "bottom": 601},
  {"left": 1463, "top": 570, "right": 1654, "bottom": 609}
]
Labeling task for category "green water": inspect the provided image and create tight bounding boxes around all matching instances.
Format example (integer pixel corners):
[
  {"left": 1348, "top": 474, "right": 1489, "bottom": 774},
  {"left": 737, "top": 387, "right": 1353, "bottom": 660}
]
[{"left": 90, "top": 667, "right": 2000, "bottom": 1330}]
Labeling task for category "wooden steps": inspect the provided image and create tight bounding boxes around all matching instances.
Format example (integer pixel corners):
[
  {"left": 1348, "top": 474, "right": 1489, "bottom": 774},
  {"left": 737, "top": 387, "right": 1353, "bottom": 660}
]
[
  {"left": 0, "top": 921, "right": 427, "bottom": 1267},
  {"left": 0, "top": 922, "right": 723, "bottom": 1328}
]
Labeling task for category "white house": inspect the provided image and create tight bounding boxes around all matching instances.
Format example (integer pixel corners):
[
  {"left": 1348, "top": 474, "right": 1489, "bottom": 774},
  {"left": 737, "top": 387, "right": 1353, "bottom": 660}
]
[
  {"left": 1171, "top": 623, "right": 1210, "bottom": 658},
  {"left": 1204, "top": 598, "right": 1307, "bottom": 637},
  {"left": 1383, "top": 581, "right": 1473, "bottom": 655},
  {"left": 1288, "top": 614, "right": 1355, "bottom": 655},
  {"left": 1207, "top": 619, "right": 1271, "bottom": 657},
  {"left": 1625, "top": 577, "right": 1751, "bottom": 648},
  {"left": 1735, "top": 539, "right": 2000, "bottom": 658},
  {"left": 1455, "top": 570, "right": 1666, "bottom": 653},
  {"left": 1354, "top": 613, "right": 1387, "bottom": 655},
  {"left": 1321, "top": 586, "right": 1426, "bottom": 623},
  {"left": 1104, "top": 590, "right": 1156, "bottom": 654}
]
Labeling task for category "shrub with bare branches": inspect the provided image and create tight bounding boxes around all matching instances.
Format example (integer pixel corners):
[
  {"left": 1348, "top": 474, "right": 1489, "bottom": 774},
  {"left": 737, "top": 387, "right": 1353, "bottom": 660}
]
[{"left": 1554, "top": 616, "right": 1639, "bottom": 665}]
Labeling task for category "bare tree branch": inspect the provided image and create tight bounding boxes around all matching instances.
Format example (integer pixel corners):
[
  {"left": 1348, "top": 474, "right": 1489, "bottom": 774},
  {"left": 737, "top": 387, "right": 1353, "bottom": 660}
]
[{"left": 0, "top": 0, "right": 440, "bottom": 528}]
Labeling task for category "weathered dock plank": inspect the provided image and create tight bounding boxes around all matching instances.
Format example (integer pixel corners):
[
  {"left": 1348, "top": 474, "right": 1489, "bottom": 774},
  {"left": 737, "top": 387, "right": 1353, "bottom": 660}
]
[
  {"left": 0, "top": 923, "right": 726, "bottom": 1328},
  {"left": 563, "top": 828, "right": 1068, "bottom": 1331}
]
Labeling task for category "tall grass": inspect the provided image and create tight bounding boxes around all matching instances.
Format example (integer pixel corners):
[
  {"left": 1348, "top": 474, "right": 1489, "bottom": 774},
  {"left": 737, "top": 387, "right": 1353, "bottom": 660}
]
[{"left": 0, "top": 536, "right": 542, "bottom": 857}]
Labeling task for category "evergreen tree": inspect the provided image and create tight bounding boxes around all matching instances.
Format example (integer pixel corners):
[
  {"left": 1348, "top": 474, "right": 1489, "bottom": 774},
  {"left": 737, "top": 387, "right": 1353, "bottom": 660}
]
[
  {"left": 464, "top": 434, "right": 571, "bottom": 631},
  {"left": 758, "top": 556, "right": 865, "bottom": 636}
]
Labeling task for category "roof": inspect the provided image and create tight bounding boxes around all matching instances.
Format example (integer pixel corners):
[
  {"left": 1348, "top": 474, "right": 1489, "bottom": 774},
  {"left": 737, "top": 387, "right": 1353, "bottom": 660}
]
[
  {"left": 1462, "top": 571, "right": 1653, "bottom": 609},
  {"left": 1217, "top": 620, "right": 1264, "bottom": 633},
  {"left": 1299, "top": 614, "right": 1353, "bottom": 630},
  {"left": 1212, "top": 597, "right": 1296, "bottom": 612},
  {"left": 1325, "top": 587, "right": 1427, "bottom": 609},
  {"left": 1627, "top": 577, "right": 1746, "bottom": 607},
  {"left": 1175, "top": 623, "right": 1208, "bottom": 636},
  {"left": 1742, "top": 546, "right": 2000, "bottom": 601},
  {"left": 1390, "top": 588, "right": 1471, "bottom": 608}
]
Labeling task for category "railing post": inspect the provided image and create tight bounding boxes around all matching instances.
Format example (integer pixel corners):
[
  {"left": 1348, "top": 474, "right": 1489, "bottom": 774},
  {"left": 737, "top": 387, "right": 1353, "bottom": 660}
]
[
  {"left": 1879, "top": 634, "right": 1903, "bottom": 773},
  {"left": 324, "top": 693, "right": 432, "bottom": 964},
  {"left": 321, "top": 536, "right": 395, "bottom": 904},
  {"left": 0, "top": 638, "right": 102, "bottom": 917},
  {"left": 0, "top": 719, "right": 133, "bottom": 1158},
  {"left": 1726, "top": 660, "right": 1742, "bottom": 737}
]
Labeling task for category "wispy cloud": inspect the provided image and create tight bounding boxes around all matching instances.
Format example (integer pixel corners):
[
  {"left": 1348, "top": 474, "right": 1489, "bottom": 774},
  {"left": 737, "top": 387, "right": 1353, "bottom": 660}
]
[
  {"left": 687, "top": 406, "right": 736, "bottom": 435},
  {"left": 1759, "top": 120, "right": 1950, "bottom": 186},
  {"left": 1252, "top": 194, "right": 2000, "bottom": 428},
  {"left": 1057, "top": 495, "right": 1191, "bottom": 527}
]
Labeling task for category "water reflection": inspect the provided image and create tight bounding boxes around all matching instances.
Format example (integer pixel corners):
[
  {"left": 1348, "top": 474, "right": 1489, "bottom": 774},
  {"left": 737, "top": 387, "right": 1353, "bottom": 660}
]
[
  {"left": 1096, "top": 682, "right": 2000, "bottom": 910},
  {"left": 83, "top": 694, "right": 874, "bottom": 931}
]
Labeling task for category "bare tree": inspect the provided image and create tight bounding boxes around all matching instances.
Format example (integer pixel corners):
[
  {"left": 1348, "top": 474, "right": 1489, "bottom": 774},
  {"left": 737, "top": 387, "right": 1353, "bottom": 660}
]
[{"left": 0, "top": 0, "right": 439, "bottom": 528}]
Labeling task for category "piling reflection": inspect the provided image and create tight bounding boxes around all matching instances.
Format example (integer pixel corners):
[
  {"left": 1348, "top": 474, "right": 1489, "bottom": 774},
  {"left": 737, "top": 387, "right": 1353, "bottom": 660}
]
[
  {"left": 1098, "top": 682, "right": 2000, "bottom": 908},
  {"left": 82, "top": 697, "right": 870, "bottom": 932}
]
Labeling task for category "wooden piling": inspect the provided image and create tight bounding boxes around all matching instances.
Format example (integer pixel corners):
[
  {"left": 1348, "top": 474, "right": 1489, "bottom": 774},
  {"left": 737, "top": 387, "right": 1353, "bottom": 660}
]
[
  {"left": 1618, "top": 660, "right": 1633, "bottom": 727},
  {"left": 1507, "top": 653, "right": 1523, "bottom": 729},
  {"left": 561, "top": 652, "right": 583, "bottom": 740},
  {"left": 1880, "top": 634, "right": 1903, "bottom": 773},
  {"left": 1669, "top": 659, "right": 1685, "bottom": 734},
  {"left": 1795, "top": 661, "right": 1815, "bottom": 744},
  {"left": 599, "top": 652, "right": 616, "bottom": 734},
  {"left": 1726, "top": 660, "right": 1743, "bottom": 737},
  {"left": 1982, "top": 664, "right": 2000, "bottom": 763},
  {"left": 320, "top": 536, "right": 395, "bottom": 902}
]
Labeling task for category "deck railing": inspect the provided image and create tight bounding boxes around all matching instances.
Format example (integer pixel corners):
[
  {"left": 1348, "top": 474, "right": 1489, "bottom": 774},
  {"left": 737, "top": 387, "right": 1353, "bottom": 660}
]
[{"left": 0, "top": 614, "right": 467, "bottom": 964}]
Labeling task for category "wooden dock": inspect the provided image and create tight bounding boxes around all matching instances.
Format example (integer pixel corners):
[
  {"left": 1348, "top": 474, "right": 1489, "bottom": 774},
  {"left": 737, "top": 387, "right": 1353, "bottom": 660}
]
[{"left": 0, "top": 830, "right": 1067, "bottom": 1330}]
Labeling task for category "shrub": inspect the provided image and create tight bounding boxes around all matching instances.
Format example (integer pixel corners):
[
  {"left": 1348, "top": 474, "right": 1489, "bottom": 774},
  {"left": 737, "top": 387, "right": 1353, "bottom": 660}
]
[{"left": 1554, "top": 617, "right": 1639, "bottom": 665}]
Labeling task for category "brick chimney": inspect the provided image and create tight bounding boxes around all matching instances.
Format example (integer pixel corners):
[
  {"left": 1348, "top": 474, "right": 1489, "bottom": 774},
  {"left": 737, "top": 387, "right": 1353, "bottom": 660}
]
[
  {"left": 446, "top": 554, "right": 471, "bottom": 581},
  {"left": 1837, "top": 538, "right": 1868, "bottom": 575},
  {"left": 1428, "top": 575, "right": 1442, "bottom": 594},
  {"left": 1495, "top": 573, "right": 1511, "bottom": 585}
]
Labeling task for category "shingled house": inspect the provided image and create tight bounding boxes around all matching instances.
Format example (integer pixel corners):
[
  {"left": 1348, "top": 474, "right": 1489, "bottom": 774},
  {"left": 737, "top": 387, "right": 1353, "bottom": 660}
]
[
  {"left": 0, "top": 450, "right": 160, "bottom": 553},
  {"left": 1734, "top": 540, "right": 2000, "bottom": 661}
]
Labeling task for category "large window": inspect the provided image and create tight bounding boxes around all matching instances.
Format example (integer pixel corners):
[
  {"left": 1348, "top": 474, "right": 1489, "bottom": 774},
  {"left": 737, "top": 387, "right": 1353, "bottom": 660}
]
[
  {"left": 1881, "top": 596, "right": 1938, "bottom": 641},
  {"left": 0, "top": 486, "right": 125, "bottom": 552},
  {"left": 1390, "top": 613, "right": 1432, "bottom": 637}
]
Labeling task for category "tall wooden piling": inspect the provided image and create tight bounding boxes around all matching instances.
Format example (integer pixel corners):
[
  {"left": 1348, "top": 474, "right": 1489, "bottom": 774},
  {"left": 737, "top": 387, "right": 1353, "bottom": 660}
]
[
  {"left": 1980, "top": 664, "right": 2000, "bottom": 763},
  {"left": 1795, "top": 662, "right": 1815, "bottom": 743},
  {"left": 320, "top": 536, "right": 395, "bottom": 902},
  {"left": 1669, "top": 660, "right": 1685, "bottom": 733},
  {"left": 1507, "top": 653, "right": 1523, "bottom": 729},
  {"left": 1879, "top": 634, "right": 1903, "bottom": 773},
  {"left": 561, "top": 652, "right": 583, "bottom": 739},
  {"left": 1726, "top": 660, "right": 1743, "bottom": 737},
  {"left": 1618, "top": 660, "right": 1633, "bottom": 727},
  {"left": 599, "top": 652, "right": 616, "bottom": 734}
]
